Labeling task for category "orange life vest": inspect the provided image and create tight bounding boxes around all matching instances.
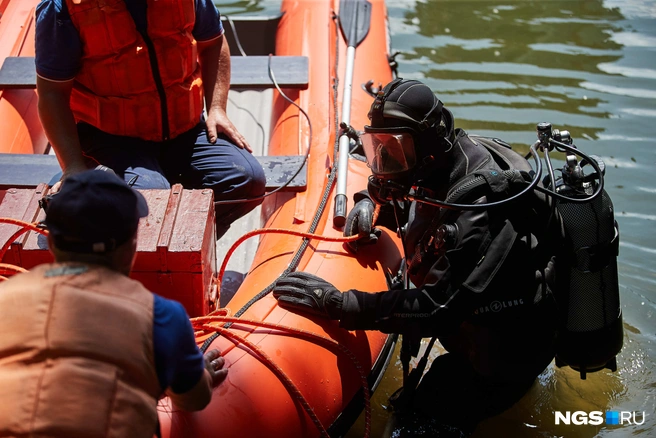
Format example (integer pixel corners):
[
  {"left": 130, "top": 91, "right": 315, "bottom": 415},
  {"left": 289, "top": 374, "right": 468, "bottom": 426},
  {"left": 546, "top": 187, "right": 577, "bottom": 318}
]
[
  {"left": 0, "top": 263, "right": 161, "bottom": 438},
  {"left": 65, "top": 0, "right": 204, "bottom": 141}
]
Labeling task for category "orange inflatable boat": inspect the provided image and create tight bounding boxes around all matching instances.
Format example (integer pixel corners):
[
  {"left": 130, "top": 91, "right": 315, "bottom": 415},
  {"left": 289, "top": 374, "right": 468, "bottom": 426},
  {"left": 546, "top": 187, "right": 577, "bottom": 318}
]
[
  {"left": 0, "top": 0, "right": 401, "bottom": 436},
  {"left": 159, "top": 1, "right": 401, "bottom": 436}
]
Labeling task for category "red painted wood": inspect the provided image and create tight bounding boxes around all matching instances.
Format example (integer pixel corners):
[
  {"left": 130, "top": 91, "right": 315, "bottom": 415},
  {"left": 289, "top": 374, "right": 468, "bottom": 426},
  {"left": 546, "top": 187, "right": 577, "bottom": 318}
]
[{"left": 0, "top": 186, "right": 217, "bottom": 317}]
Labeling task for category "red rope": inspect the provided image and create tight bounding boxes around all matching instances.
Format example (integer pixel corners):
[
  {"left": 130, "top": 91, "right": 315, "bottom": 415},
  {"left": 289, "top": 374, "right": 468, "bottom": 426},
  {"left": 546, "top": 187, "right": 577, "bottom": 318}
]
[
  {"left": 192, "top": 315, "right": 372, "bottom": 438},
  {"left": 0, "top": 263, "right": 27, "bottom": 276},
  {"left": 208, "top": 325, "right": 330, "bottom": 437},
  {"left": 218, "top": 227, "right": 361, "bottom": 296},
  {"left": 0, "top": 218, "right": 49, "bottom": 234},
  {"left": 0, "top": 218, "right": 49, "bottom": 262},
  {"left": 210, "top": 212, "right": 384, "bottom": 436}
]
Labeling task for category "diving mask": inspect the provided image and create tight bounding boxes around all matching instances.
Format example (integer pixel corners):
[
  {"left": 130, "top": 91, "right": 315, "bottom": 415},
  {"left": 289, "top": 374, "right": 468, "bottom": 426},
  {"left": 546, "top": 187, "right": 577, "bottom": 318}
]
[{"left": 361, "top": 126, "right": 417, "bottom": 179}]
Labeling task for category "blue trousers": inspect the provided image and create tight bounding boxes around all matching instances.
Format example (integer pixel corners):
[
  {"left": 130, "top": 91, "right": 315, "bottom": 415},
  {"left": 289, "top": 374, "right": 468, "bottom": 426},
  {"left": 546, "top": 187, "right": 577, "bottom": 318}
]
[{"left": 77, "top": 122, "right": 266, "bottom": 235}]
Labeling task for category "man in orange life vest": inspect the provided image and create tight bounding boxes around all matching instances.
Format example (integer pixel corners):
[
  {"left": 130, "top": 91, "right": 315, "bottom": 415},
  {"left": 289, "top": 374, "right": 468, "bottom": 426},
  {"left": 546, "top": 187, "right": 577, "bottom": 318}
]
[
  {"left": 0, "top": 169, "right": 228, "bottom": 437},
  {"left": 35, "top": 0, "right": 266, "bottom": 238}
]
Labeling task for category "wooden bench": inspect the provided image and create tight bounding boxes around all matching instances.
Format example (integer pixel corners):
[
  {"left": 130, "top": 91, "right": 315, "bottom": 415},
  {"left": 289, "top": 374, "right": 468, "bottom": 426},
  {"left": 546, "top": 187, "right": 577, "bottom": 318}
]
[
  {"left": 0, "top": 55, "right": 308, "bottom": 90},
  {"left": 0, "top": 153, "right": 306, "bottom": 192}
]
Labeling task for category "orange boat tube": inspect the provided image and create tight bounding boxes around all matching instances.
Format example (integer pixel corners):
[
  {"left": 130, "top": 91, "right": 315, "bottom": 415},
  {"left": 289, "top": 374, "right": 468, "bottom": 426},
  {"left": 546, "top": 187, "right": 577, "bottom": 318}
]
[
  {"left": 0, "top": 0, "right": 47, "bottom": 154},
  {"left": 158, "top": 0, "right": 399, "bottom": 436}
]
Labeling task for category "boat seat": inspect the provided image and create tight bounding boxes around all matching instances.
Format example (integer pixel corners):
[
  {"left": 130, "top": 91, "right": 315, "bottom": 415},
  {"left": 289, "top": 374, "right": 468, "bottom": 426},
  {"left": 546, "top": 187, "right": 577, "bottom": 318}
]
[
  {"left": 0, "top": 55, "right": 308, "bottom": 89},
  {"left": 0, "top": 153, "right": 306, "bottom": 191}
]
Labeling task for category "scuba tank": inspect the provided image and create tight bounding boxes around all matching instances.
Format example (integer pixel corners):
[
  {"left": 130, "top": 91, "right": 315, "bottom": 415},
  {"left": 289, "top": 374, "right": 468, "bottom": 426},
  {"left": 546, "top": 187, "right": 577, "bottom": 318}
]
[{"left": 537, "top": 123, "right": 623, "bottom": 380}]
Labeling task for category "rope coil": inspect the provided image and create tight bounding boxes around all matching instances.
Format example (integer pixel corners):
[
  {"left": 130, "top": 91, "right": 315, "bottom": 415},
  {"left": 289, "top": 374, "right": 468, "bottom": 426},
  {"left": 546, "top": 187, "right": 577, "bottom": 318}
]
[
  {"left": 192, "top": 315, "right": 372, "bottom": 438},
  {"left": 0, "top": 218, "right": 48, "bottom": 280}
]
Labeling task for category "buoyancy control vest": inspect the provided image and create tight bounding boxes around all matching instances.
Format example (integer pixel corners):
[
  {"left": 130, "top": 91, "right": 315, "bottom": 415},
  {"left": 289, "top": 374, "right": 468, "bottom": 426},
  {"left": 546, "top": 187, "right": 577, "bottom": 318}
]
[
  {"left": 407, "top": 132, "right": 622, "bottom": 380},
  {"left": 405, "top": 132, "right": 548, "bottom": 286},
  {"left": 401, "top": 132, "right": 558, "bottom": 380},
  {"left": 65, "top": 0, "right": 204, "bottom": 141}
]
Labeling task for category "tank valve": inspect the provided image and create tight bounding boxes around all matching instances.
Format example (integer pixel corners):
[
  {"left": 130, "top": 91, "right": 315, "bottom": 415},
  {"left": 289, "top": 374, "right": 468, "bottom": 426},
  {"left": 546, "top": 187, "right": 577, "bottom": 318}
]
[{"left": 536, "top": 122, "right": 554, "bottom": 151}]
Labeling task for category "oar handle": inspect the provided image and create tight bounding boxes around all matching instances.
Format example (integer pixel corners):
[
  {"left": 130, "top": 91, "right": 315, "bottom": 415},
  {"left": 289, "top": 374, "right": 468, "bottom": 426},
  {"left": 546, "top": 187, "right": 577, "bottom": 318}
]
[
  {"left": 333, "top": 194, "right": 348, "bottom": 227},
  {"left": 333, "top": 130, "right": 352, "bottom": 227}
]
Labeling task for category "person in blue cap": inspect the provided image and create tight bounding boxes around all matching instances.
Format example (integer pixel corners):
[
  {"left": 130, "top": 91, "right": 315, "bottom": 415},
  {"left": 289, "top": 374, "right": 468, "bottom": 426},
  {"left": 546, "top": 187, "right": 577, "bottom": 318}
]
[{"left": 0, "top": 169, "right": 227, "bottom": 437}]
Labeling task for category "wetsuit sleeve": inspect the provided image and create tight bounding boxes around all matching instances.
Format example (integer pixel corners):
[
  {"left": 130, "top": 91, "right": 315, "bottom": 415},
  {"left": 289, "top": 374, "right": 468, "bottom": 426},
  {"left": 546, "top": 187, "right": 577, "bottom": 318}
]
[
  {"left": 35, "top": 0, "right": 82, "bottom": 80},
  {"left": 153, "top": 296, "right": 205, "bottom": 394},
  {"left": 340, "top": 206, "right": 491, "bottom": 337},
  {"left": 194, "top": 0, "right": 225, "bottom": 42}
]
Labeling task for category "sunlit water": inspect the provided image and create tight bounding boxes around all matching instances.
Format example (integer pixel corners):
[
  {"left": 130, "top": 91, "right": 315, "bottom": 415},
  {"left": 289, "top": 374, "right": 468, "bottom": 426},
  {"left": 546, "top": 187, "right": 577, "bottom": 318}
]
[{"left": 216, "top": 1, "right": 656, "bottom": 436}]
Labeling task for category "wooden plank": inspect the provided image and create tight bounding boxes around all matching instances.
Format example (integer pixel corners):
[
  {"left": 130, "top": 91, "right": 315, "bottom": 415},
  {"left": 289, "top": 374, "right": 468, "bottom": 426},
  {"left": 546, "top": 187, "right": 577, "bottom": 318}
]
[
  {"left": 0, "top": 188, "right": 34, "bottom": 265},
  {"left": 0, "top": 154, "right": 60, "bottom": 187},
  {"left": 0, "top": 55, "right": 308, "bottom": 89},
  {"left": 260, "top": 155, "right": 307, "bottom": 192},
  {"left": 229, "top": 56, "right": 308, "bottom": 89},
  {"left": 0, "top": 57, "right": 36, "bottom": 89},
  {"left": 133, "top": 189, "right": 175, "bottom": 273},
  {"left": 0, "top": 153, "right": 307, "bottom": 191},
  {"left": 0, "top": 186, "right": 216, "bottom": 317},
  {"left": 16, "top": 184, "right": 51, "bottom": 270}
]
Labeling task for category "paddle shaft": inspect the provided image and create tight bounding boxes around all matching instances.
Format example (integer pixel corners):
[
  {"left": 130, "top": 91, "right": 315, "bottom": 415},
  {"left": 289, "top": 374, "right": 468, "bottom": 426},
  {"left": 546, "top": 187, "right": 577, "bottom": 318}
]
[
  {"left": 333, "top": 0, "right": 371, "bottom": 227},
  {"left": 333, "top": 46, "right": 357, "bottom": 227}
]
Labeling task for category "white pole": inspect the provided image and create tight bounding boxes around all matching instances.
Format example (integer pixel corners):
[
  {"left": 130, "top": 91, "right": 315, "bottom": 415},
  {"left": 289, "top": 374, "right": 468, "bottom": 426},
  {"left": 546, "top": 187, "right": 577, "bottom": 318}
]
[{"left": 333, "top": 46, "right": 357, "bottom": 227}]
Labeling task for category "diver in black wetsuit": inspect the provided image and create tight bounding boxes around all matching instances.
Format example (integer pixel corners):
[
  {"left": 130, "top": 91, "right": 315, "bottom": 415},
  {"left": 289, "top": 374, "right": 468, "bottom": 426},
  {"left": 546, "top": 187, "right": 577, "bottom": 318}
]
[{"left": 272, "top": 79, "right": 564, "bottom": 435}]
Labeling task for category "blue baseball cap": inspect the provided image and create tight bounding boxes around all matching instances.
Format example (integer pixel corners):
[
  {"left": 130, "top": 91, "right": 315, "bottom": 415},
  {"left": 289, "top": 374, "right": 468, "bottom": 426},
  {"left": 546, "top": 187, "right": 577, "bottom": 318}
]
[{"left": 44, "top": 169, "right": 149, "bottom": 253}]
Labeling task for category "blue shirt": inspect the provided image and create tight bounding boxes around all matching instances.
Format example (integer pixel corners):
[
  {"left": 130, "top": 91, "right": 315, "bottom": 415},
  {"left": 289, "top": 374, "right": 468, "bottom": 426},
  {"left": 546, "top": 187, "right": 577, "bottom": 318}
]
[
  {"left": 35, "top": 0, "right": 224, "bottom": 81},
  {"left": 153, "top": 295, "right": 205, "bottom": 394}
]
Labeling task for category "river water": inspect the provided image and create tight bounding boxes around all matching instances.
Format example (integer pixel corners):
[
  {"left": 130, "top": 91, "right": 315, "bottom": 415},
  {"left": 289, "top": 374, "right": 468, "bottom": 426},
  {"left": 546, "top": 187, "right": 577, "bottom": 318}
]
[{"left": 216, "top": 1, "right": 656, "bottom": 436}]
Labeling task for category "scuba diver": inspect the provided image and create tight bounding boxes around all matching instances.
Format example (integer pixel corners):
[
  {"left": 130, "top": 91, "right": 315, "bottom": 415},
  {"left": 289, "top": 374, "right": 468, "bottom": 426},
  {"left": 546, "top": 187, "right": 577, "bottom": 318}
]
[{"left": 272, "top": 79, "right": 622, "bottom": 435}]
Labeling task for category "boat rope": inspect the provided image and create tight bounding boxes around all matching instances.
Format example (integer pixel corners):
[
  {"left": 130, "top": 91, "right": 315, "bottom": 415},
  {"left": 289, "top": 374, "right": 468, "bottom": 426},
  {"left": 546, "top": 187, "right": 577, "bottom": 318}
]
[
  {"left": 214, "top": 55, "right": 313, "bottom": 206},
  {"left": 0, "top": 218, "right": 49, "bottom": 262},
  {"left": 196, "top": 18, "right": 376, "bottom": 436},
  {"left": 224, "top": 16, "right": 247, "bottom": 57},
  {"left": 0, "top": 263, "right": 27, "bottom": 276},
  {"left": 191, "top": 314, "right": 372, "bottom": 438},
  {"left": 196, "top": 321, "right": 329, "bottom": 437},
  {"left": 216, "top": 228, "right": 363, "bottom": 299},
  {"left": 0, "top": 219, "right": 49, "bottom": 280},
  {"left": 0, "top": 218, "right": 47, "bottom": 231},
  {"left": 227, "top": 13, "right": 343, "bottom": 320}
]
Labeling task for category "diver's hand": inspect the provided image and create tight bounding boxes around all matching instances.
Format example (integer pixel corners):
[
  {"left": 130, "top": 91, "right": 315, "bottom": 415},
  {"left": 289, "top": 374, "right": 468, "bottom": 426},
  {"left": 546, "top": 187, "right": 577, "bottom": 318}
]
[
  {"left": 343, "top": 197, "right": 381, "bottom": 253},
  {"left": 273, "top": 272, "right": 344, "bottom": 319}
]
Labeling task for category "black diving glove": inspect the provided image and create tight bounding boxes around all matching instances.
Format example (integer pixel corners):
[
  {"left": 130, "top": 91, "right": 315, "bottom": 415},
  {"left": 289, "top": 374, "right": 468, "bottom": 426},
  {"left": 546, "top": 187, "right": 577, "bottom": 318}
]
[
  {"left": 343, "top": 197, "right": 381, "bottom": 253},
  {"left": 272, "top": 272, "right": 344, "bottom": 319}
]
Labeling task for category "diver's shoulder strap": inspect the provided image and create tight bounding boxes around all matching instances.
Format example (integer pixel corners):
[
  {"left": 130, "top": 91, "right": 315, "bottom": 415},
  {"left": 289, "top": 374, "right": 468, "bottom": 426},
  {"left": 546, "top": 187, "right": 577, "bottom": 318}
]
[
  {"left": 469, "top": 135, "right": 534, "bottom": 173},
  {"left": 410, "top": 135, "right": 536, "bottom": 274},
  {"left": 446, "top": 134, "right": 534, "bottom": 202}
]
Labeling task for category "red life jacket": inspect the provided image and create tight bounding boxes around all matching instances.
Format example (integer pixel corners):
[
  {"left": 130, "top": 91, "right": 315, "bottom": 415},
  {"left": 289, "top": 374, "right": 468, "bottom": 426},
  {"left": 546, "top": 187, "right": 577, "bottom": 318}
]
[
  {"left": 66, "top": 0, "right": 204, "bottom": 141},
  {"left": 0, "top": 263, "right": 161, "bottom": 437}
]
